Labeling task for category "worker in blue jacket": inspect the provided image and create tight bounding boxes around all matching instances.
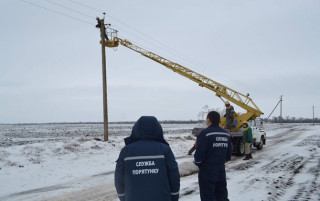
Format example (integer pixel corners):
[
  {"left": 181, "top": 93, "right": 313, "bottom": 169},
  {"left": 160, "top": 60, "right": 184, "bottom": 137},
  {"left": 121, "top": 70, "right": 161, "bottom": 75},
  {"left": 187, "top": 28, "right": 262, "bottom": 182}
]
[
  {"left": 115, "top": 116, "right": 180, "bottom": 201},
  {"left": 194, "top": 111, "right": 232, "bottom": 201}
]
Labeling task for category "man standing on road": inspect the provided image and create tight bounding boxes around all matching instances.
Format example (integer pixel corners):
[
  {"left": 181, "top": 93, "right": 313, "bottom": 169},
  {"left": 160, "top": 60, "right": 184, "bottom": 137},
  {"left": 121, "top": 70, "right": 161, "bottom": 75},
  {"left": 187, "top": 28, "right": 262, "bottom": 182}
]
[
  {"left": 115, "top": 116, "right": 180, "bottom": 201},
  {"left": 194, "top": 111, "right": 232, "bottom": 201},
  {"left": 242, "top": 120, "right": 253, "bottom": 160}
]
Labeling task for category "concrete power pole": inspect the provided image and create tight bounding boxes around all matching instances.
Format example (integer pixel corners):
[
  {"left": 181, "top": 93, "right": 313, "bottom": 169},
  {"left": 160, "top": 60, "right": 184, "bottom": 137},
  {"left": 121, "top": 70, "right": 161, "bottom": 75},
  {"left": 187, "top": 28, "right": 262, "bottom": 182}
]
[
  {"left": 280, "top": 95, "right": 283, "bottom": 124},
  {"left": 97, "top": 17, "right": 109, "bottom": 141},
  {"left": 312, "top": 105, "right": 315, "bottom": 125},
  {"left": 267, "top": 95, "right": 283, "bottom": 124}
]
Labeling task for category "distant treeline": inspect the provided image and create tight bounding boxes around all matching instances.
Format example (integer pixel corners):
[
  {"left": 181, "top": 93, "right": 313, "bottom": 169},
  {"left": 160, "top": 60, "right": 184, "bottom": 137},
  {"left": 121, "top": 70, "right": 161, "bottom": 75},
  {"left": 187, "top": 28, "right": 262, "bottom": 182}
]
[
  {"left": 2, "top": 118, "right": 318, "bottom": 125},
  {"left": 0, "top": 120, "right": 203, "bottom": 125},
  {"left": 0, "top": 122, "right": 103, "bottom": 125},
  {"left": 262, "top": 117, "right": 320, "bottom": 123},
  {"left": 111, "top": 120, "right": 203, "bottom": 124}
]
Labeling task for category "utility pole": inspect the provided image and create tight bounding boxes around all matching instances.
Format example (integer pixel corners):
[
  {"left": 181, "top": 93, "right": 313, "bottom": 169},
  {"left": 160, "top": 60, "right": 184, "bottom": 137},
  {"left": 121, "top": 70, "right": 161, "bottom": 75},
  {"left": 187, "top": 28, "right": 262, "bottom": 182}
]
[
  {"left": 312, "top": 105, "right": 315, "bottom": 125},
  {"left": 267, "top": 95, "right": 283, "bottom": 124},
  {"left": 280, "top": 95, "right": 283, "bottom": 124},
  {"left": 96, "top": 16, "right": 108, "bottom": 141}
]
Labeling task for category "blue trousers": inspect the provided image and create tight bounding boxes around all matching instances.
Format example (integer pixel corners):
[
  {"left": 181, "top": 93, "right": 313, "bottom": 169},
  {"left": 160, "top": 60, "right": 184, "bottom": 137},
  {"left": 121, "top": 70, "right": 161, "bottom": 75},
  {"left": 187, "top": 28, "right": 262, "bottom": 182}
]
[{"left": 198, "top": 165, "right": 229, "bottom": 201}]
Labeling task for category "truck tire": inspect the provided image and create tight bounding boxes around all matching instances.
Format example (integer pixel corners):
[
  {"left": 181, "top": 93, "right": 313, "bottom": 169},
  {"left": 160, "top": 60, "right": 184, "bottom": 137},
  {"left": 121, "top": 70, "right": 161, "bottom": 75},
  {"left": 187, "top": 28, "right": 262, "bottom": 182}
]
[
  {"left": 256, "top": 138, "right": 263, "bottom": 150},
  {"left": 236, "top": 138, "right": 245, "bottom": 156}
]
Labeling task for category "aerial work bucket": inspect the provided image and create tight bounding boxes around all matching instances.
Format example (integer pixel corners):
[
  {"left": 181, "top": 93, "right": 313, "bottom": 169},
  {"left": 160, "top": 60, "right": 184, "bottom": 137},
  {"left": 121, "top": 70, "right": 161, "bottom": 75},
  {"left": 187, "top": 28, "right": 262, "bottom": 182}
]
[
  {"left": 105, "top": 26, "right": 119, "bottom": 48},
  {"left": 96, "top": 17, "right": 119, "bottom": 48}
]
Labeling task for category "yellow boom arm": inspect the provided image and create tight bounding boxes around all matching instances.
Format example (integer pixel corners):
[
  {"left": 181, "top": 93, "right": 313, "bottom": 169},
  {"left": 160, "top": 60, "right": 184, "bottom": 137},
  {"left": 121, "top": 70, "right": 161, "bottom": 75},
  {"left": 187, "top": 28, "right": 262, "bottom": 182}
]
[{"left": 106, "top": 37, "right": 263, "bottom": 131}]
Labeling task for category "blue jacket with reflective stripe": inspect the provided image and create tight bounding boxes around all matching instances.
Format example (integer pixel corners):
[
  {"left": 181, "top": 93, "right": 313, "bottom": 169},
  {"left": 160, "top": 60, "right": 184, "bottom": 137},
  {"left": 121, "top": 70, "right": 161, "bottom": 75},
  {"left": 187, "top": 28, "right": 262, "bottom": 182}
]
[
  {"left": 115, "top": 116, "right": 180, "bottom": 201},
  {"left": 194, "top": 125, "right": 232, "bottom": 167}
]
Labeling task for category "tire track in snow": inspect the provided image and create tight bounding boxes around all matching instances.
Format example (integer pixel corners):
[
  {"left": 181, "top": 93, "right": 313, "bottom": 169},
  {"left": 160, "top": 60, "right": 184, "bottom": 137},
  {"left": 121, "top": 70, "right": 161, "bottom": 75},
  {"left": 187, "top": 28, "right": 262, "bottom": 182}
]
[{"left": 227, "top": 127, "right": 320, "bottom": 201}]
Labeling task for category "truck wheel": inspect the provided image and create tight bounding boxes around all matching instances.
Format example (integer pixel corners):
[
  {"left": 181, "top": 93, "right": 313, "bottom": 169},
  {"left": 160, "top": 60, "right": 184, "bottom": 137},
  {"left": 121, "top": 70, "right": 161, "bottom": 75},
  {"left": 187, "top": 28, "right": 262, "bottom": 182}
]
[
  {"left": 257, "top": 138, "right": 263, "bottom": 150},
  {"left": 236, "top": 139, "right": 245, "bottom": 156}
]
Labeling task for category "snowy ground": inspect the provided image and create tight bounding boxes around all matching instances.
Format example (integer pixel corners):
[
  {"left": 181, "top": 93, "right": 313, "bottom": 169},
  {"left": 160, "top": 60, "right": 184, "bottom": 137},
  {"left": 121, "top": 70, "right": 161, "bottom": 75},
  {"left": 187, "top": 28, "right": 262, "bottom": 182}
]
[{"left": 0, "top": 123, "right": 319, "bottom": 201}]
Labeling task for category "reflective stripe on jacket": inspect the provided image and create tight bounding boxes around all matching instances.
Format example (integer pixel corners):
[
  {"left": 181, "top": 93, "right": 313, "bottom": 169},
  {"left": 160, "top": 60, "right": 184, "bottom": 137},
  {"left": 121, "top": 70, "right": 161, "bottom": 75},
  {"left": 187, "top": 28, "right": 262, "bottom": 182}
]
[
  {"left": 115, "top": 116, "right": 180, "bottom": 201},
  {"left": 194, "top": 125, "right": 232, "bottom": 167}
]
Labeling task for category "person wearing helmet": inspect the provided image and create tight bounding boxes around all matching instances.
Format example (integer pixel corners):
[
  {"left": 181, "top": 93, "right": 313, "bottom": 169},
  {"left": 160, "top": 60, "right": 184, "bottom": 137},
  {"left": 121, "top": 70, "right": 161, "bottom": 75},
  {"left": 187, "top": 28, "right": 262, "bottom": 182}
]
[
  {"left": 242, "top": 120, "right": 253, "bottom": 160},
  {"left": 224, "top": 101, "right": 235, "bottom": 131}
]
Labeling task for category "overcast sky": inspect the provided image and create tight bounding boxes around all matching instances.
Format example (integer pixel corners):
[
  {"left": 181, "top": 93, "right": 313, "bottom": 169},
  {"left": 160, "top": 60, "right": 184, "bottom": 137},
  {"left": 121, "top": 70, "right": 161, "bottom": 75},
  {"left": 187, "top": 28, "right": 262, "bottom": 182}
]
[{"left": 1, "top": 0, "right": 319, "bottom": 123}]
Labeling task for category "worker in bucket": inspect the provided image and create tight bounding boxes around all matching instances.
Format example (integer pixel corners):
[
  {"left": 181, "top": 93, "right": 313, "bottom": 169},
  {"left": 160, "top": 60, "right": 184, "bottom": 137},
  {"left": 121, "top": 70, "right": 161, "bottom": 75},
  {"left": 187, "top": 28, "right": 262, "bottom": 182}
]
[
  {"left": 242, "top": 120, "right": 253, "bottom": 160},
  {"left": 194, "top": 111, "right": 232, "bottom": 201},
  {"left": 224, "top": 101, "right": 235, "bottom": 131},
  {"left": 115, "top": 116, "right": 180, "bottom": 201}
]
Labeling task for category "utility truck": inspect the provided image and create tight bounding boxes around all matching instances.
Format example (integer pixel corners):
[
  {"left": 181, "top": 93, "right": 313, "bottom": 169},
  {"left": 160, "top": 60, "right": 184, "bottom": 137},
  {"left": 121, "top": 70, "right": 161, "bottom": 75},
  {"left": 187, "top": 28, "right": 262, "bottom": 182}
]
[
  {"left": 192, "top": 118, "right": 266, "bottom": 155},
  {"left": 98, "top": 20, "right": 266, "bottom": 155}
]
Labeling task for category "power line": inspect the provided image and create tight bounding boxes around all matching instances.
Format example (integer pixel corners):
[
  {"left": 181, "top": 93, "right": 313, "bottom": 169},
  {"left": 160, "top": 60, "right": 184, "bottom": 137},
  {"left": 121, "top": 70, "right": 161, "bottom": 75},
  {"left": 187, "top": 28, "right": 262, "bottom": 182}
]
[
  {"left": 113, "top": 25, "right": 171, "bottom": 55},
  {"left": 21, "top": 0, "right": 273, "bottom": 99},
  {"left": 21, "top": 0, "right": 196, "bottom": 74},
  {"left": 66, "top": 1, "right": 265, "bottom": 95},
  {"left": 108, "top": 20, "right": 274, "bottom": 98},
  {"left": 68, "top": 0, "right": 103, "bottom": 13},
  {"left": 46, "top": 0, "right": 95, "bottom": 19},
  {"left": 69, "top": 0, "right": 203, "bottom": 64},
  {"left": 66, "top": 0, "right": 229, "bottom": 80},
  {"left": 110, "top": 20, "right": 274, "bottom": 98},
  {"left": 62, "top": 0, "right": 195, "bottom": 63},
  {"left": 111, "top": 25, "right": 205, "bottom": 69},
  {"left": 104, "top": 15, "right": 227, "bottom": 80},
  {"left": 20, "top": 0, "right": 94, "bottom": 26}
]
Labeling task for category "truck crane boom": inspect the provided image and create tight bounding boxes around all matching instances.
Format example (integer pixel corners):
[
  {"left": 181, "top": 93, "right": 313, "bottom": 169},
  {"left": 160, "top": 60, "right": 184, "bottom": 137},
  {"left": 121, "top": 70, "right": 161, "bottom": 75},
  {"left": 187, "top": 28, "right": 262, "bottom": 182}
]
[{"left": 104, "top": 30, "right": 263, "bottom": 131}]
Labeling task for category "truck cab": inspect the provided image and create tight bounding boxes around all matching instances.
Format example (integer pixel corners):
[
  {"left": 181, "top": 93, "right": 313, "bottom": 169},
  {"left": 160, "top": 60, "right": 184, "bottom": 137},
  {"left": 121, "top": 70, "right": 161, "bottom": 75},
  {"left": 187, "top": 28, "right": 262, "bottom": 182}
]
[{"left": 247, "top": 118, "right": 266, "bottom": 150}]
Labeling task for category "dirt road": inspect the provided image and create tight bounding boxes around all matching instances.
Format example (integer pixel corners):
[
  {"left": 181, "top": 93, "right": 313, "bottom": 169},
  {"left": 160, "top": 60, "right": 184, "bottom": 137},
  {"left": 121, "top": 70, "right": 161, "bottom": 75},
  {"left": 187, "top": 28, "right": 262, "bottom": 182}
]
[{"left": 2, "top": 125, "right": 319, "bottom": 201}]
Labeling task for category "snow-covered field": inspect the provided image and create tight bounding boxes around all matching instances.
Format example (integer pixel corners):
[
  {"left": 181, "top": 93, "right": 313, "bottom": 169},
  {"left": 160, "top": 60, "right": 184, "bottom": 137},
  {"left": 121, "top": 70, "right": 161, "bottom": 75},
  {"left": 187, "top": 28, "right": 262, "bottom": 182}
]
[{"left": 0, "top": 123, "right": 319, "bottom": 201}]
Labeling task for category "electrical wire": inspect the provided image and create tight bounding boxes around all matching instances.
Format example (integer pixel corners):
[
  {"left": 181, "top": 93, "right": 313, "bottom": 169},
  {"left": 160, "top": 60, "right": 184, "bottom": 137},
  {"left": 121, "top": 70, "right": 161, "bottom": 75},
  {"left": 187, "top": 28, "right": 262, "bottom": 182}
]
[
  {"left": 21, "top": 0, "right": 274, "bottom": 99},
  {"left": 67, "top": 0, "right": 103, "bottom": 13},
  {"left": 65, "top": 0, "right": 226, "bottom": 78},
  {"left": 111, "top": 25, "right": 194, "bottom": 65},
  {"left": 65, "top": 1, "right": 275, "bottom": 98},
  {"left": 18, "top": 3, "right": 199, "bottom": 87},
  {"left": 45, "top": 0, "right": 95, "bottom": 19},
  {"left": 66, "top": 1, "right": 252, "bottom": 91},
  {"left": 109, "top": 20, "right": 264, "bottom": 96},
  {"left": 20, "top": 0, "right": 94, "bottom": 26},
  {"left": 19, "top": 1, "right": 218, "bottom": 79}
]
